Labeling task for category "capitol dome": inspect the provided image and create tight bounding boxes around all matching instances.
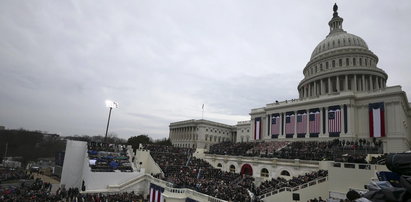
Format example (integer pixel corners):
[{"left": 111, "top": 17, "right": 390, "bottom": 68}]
[
  {"left": 297, "top": 4, "right": 388, "bottom": 99},
  {"left": 310, "top": 32, "right": 369, "bottom": 60}
]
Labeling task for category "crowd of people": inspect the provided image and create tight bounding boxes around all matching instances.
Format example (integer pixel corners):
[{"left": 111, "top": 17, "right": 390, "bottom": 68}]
[
  {"left": 0, "top": 168, "right": 32, "bottom": 183},
  {"left": 0, "top": 167, "right": 146, "bottom": 202},
  {"left": 208, "top": 139, "right": 384, "bottom": 164},
  {"left": 145, "top": 144, "right": 253, "bottom": 201},
  {"left": 87, "top": 142, "right": 133, "bottom": 172},
  {"left": 307, "top": 197, "right": 327, "bottom": 202},
  {"left": 254, "top": 170, "right": 328, "bottom": 196}
]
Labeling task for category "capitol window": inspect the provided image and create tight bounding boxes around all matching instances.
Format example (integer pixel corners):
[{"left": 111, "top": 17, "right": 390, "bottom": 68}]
[
  {"left": 261, "top": 168, "right": 269, "bottom": 177},
  {"left": 230, "top": 165, "right": 236, "bottom": 173},
  {"left": 281, "top": 170, "right": 290, "bottom": 176},
  {"left": 332, "top": 60, "right": 335, "bottom": 67},
  {"left": 326, "top": 62, "right": 329, "bottom": 69},
  {"left": 353, "top": 58, "right": 356, "bottom": 66},
  {"left": 346, "top": 58, "right": 349, "bottom": 66},
  {"left": 339, "top": 59, "right": 342, "bottom": 66}
]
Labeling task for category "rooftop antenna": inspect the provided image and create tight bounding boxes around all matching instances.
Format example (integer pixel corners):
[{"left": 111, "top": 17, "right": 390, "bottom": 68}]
[{"left": 202, "top": 104, "right": 204, "bottom": 119}]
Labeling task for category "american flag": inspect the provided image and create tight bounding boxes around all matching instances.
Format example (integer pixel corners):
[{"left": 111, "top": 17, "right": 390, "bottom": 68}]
[
  {"left": 149, "top": 183, "right": 164, "bottom": 202},
  {"left": 285, "top": 113, "right": 295, "bottom": 135},
  {"left": 271, "top": 114, "right": 281, "bottom": 135},
  {"left": 328, "top": 109, "right": 341, "bottom": 133},
  {"left": 369, "top": 102, "right": 385, "bottom": 137},
  {"left": 296, "top": 113, "right": 307, "bottom": 134},
  {"left": 309, "top": 111, "right": 320, "bottom": 134},
  {"left": 254, "top": 117, "right": 261, "bottom": 140}
]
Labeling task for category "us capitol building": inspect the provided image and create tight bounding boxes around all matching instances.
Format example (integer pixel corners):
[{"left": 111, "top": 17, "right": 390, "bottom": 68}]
[{"left": 169, "top": 4, "right": 410, "bottom": 153}]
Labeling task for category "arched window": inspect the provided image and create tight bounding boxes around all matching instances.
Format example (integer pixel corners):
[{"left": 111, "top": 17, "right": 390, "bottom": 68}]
[
  {"left": 261, "top": 168, "right": 269, "bottom": 177},
  {"left": 339, "top": 59, "right": 342, "bottom": 66},
  {"left": 217, "top": 163, "right": 222, "bottom": 168},
  {"left": 230, "top": 165, "right": 236, "bottom": 173},
  {"left": 332, "top": 60, "right": 335, "bottom": 68},
  {"left": 346, "top": 58, "right": 349, "bottom": 66},
  {"left": 281, "top": 170, "right": 290, "bottom": 176},
  {"left": 353, "top": 58, "right": 357, "bottom": 66}
]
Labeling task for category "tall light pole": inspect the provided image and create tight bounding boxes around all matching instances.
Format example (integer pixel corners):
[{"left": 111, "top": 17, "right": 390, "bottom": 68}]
[{"left": 104, "top": 100, "right": 119, "bottom": 143}]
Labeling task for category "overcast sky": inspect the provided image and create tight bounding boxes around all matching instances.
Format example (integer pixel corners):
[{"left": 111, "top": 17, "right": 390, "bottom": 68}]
[{"left": 1, "top": 1, "right": 410, "bottom": 140}]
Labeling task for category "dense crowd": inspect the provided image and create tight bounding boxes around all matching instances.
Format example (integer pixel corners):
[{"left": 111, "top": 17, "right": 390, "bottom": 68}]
[
  {"left": 87, "top": 142, "right": 133, "bottom": 172},
  {"left": 0, "top": 167, "right": 146, "bottom": 202},
  {"left": 145, "top": 144, "right": 253, "bottom": 201},
  {"left": 307, "top": 197, "right": 326, "bottom": 202},
  {"left": 0, "top": 168, "right": 32, "bottom": 183},
  {"left": 208, "top": 141, "right": 290, "bottom": 157},
  {"left": 208, "top": 139, "right": 383, "bottom": 163},
  {"left": 254, "top": 170, "right": 328, "bottom": 196}
]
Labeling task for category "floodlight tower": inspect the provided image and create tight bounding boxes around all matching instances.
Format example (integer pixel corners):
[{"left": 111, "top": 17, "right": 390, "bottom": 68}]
[{"left": 104, "top": 100, "right": 119, "bottom": 143}]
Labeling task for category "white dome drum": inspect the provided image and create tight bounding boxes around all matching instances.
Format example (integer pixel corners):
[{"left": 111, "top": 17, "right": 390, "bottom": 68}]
[{"left": 298, "top": 4, "right": 388, "bottom": 99}]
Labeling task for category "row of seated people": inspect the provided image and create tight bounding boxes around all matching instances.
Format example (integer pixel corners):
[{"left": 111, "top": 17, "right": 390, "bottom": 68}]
[
  {"left": 142, "top": 144, "right": 193, "bottom": 155},
  {"left": 208, "top": 139, "right": 383, "bottom": 163},
  {"left": 87, "top": 142, "right": 133, "bottom": 172},
  {"left": 0, "top": 168, "right": 32, "bottom": 183},
  {"left": 88, "top": 141, "right": 128, "bottom": 153},
  {"left": 254, "top": 170, "right": 328, "bottom": 196},
  {"left": 0, "top": 176, "right": 146, "bottom": 202},
  {"left": 207, "top": 141, "right": 256, "bottom": 156},
  {"left": 145, "top": 144, "right": 253, "bottom": 201},
  {"left": 245, "top": 141, "right": 290, "bottom": 156}
]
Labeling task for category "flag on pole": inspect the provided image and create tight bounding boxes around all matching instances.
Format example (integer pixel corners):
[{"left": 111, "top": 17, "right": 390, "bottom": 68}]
[
  {"left": 254, "top": 117, "right": 261, "bottom": 140},
  {"left": 309, "top": 109, "right": 320, "bottom": 135},
  {"left": 328, "top": 107, "right": 341, "bottom": 134},
  {"left": 271, "top": 114, "right": 280, "bottom": 135},
  {"left": 369, "top": 102, "right": 385, "bottom": 137},
  {"left": 149, "top": 183, "right": 164, "bottom": 202},
  {"left": 285, "top": 112, "right": 295, "bottom": 135},
  {"left": 202, "top": 104, "right": 204, "bottom": 110},
  {"left": 297, "top": 111, "right": 307, "bottom": 135}
]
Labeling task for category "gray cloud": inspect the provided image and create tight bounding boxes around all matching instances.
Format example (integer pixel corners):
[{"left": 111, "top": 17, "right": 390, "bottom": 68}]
[{"left": 0, "top": 1, "right": 410, "bottom": 140}]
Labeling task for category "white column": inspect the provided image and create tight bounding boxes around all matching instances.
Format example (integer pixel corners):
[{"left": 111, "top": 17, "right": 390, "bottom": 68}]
[
  {"left": 306, "top": 110, "right": 310, "bottom": 137},
  {"left": 341, "top": 105, "right": 345, "bottom": 135},
  {"left": 369, "top": 75, "right": 373, "bottom": 91},
  {"left": 344, "top": 75, "right": 348, "bottom": 91},
  {"left": 362, "top": 75, "right": 365, "bottom": 91},
  {"left": 348, "top": 104, "right": 355, "bottom": 136},
  {"left": 353, "top": 75, "right": 357, "bottom": 92},
  {"left": 336, "top": 76, "right": 340, "bottom": 92},
  {"left": 378, "top": 77, "right": 382, "bottom": 89},
  {"left": 320, "top": 79, "right": 324, "bottom": 95},
  {"left": 328, "top": 77, "right": 332, "bottom": 93}
]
